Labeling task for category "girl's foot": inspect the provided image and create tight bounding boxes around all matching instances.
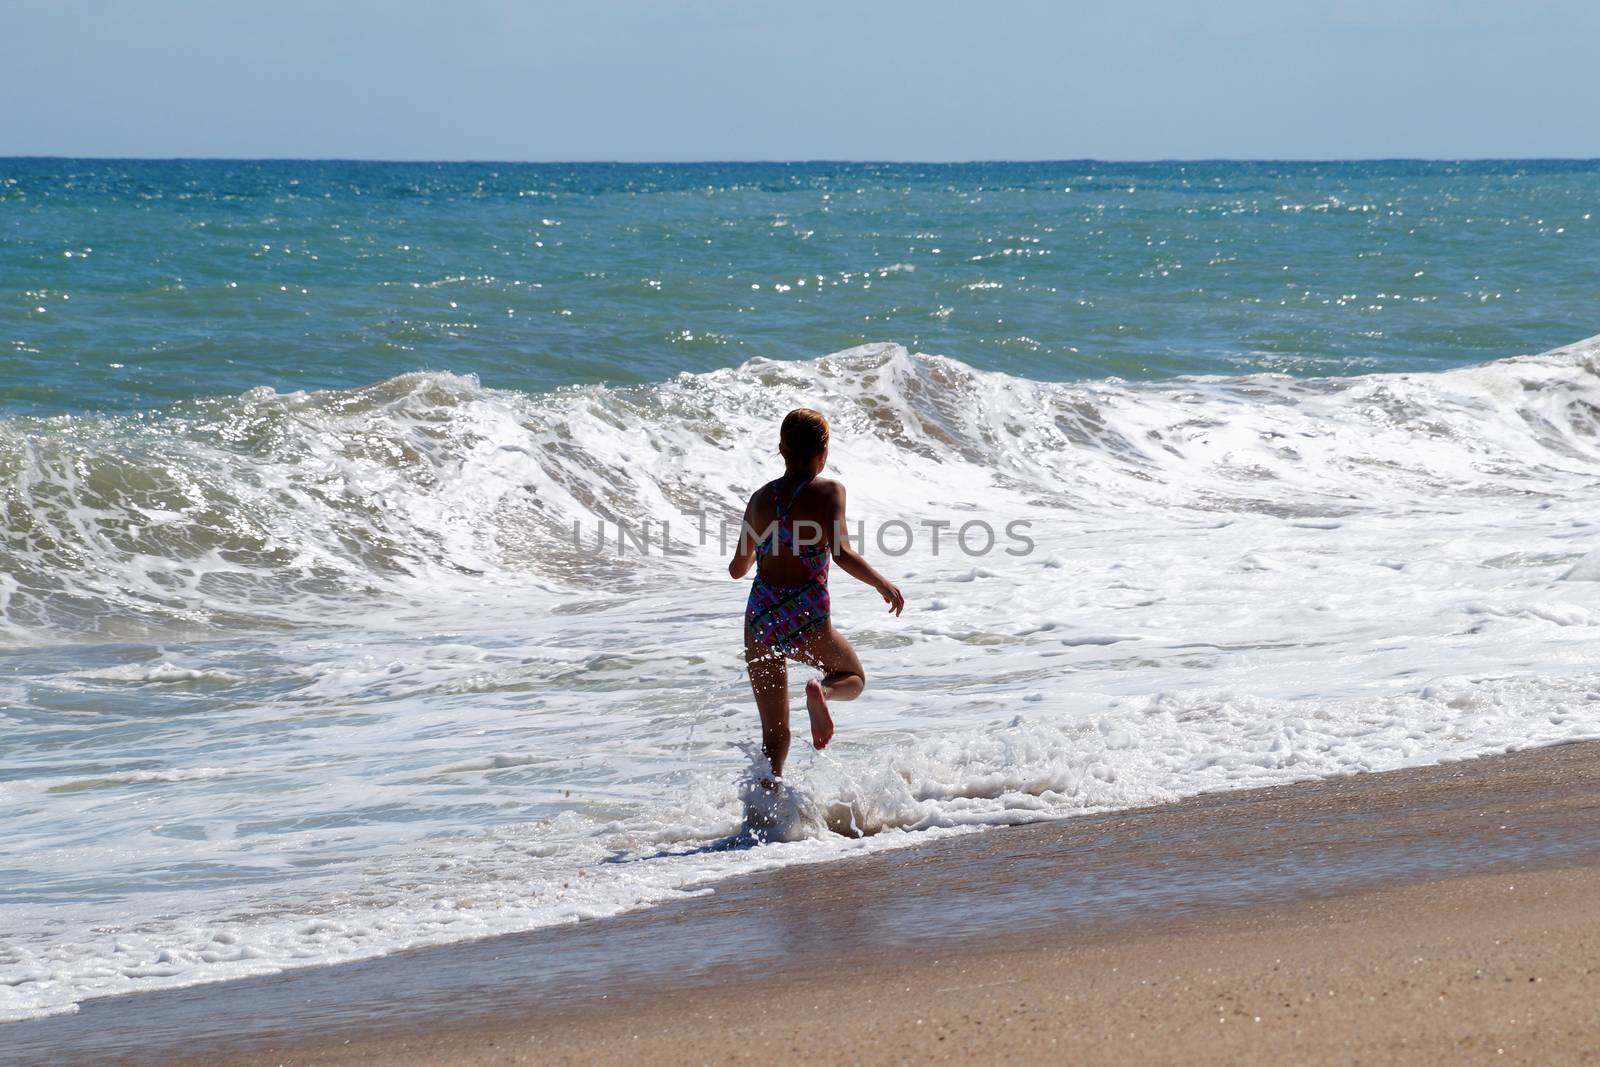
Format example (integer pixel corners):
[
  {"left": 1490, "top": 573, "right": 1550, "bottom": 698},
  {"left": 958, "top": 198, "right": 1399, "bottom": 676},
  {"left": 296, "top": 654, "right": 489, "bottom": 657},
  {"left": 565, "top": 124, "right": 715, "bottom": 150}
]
[{"left": 805, "top": 678, "right": 834, "bottom": 750}]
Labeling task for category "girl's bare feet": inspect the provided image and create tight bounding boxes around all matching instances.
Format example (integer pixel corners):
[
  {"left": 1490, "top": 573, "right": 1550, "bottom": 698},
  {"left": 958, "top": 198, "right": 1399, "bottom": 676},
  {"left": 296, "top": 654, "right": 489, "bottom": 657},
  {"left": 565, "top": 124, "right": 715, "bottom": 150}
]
[{"left": 805, "top": 677, "right": 834, "bottom": 749}]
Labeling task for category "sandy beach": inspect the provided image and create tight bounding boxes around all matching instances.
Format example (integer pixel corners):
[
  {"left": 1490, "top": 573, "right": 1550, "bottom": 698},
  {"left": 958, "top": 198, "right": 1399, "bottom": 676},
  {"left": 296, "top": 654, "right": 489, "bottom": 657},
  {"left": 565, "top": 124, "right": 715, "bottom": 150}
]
[{"left": 9, "top": 740, "right": 1598, "bottom": 1066}]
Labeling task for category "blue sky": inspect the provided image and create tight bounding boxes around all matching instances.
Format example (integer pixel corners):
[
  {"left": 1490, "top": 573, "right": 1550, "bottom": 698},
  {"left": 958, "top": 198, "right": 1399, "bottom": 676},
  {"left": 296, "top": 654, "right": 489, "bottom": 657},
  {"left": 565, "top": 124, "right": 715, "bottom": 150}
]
[{"left": 5, "top": 0, "right": 1597, "bottom": 160}]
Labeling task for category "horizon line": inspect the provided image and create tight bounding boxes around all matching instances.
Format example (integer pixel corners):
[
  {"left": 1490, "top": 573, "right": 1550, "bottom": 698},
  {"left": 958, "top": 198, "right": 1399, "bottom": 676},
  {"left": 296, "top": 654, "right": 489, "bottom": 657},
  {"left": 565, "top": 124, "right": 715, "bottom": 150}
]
[{"left": 4, "top": 155, "right": 1600, "bottom": 166}]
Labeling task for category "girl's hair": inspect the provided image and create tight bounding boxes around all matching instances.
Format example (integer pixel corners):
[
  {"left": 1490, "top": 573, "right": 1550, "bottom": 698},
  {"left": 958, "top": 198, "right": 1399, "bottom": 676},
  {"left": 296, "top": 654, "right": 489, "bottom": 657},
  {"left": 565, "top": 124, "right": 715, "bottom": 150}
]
[{"left": 780, "top": 408, "right": 829, "bottom": 460}]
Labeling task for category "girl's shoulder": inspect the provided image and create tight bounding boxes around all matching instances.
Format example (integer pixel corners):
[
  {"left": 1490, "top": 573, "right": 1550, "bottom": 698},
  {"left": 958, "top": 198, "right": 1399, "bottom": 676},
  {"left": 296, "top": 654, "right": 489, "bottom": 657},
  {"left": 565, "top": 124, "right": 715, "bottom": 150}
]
[
  {"left": 747, "top": 480, "right": 777, "bottom": 511},
  {"left": 800, "top": 477, "right": 845, "bottom": 512},
  {"left": 808, "top": 476, "right": 845, "bottom": 497}
]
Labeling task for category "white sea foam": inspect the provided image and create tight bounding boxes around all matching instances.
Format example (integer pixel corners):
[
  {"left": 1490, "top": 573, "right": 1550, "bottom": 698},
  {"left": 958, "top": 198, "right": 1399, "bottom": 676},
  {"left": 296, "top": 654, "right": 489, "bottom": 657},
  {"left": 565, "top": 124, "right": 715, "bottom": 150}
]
[{"left": 4, "top": 335, "right": 1600, "bottom": 1022}]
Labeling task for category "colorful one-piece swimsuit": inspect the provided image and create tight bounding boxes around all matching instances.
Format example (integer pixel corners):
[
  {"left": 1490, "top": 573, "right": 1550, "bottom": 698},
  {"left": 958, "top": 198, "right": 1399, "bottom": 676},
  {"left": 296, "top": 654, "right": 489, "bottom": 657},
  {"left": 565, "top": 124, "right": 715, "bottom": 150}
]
[{"left": 745, "top": 478, "right": 830, "bottom": 657}]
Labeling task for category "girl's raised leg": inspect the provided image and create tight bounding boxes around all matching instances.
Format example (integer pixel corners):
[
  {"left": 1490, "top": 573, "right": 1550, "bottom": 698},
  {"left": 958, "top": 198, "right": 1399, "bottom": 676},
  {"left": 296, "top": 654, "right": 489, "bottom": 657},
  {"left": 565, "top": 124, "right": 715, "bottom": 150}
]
[{"left": 794, "top": 625, "right": 866, "bottom": 750}]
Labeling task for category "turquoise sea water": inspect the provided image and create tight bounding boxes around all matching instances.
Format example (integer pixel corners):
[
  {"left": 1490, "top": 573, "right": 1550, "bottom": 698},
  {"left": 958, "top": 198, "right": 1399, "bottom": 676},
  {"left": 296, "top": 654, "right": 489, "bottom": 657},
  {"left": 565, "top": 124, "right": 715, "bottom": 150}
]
[
  {"left": 4, "top": 159, "right": 1600, "bottom": 1025},
  {"left": 5, "top": 159, "right": 1598, "bottom": 415}
]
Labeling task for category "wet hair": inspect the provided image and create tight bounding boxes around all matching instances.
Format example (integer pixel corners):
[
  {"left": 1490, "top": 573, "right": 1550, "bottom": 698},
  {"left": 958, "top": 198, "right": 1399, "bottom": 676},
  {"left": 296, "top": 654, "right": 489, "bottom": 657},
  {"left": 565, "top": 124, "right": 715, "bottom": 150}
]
[{"left": 779, "top": 408, "right": 829, "bottom": 460}]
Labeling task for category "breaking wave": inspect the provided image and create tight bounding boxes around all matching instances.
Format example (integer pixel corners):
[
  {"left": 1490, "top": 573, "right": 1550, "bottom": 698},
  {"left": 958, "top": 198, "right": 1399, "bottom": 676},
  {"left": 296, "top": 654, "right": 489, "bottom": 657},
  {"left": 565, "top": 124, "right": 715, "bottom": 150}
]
[{"left": 5, "top": 335, "right": 1600, "bottom": 643}]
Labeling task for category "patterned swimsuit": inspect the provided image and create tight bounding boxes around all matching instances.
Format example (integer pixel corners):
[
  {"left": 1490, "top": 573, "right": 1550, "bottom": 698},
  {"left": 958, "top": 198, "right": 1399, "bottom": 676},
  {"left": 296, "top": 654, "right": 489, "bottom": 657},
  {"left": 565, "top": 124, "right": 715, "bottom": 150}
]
[{"left": 745, "top": 477, "right": 831, "bottom": 656}]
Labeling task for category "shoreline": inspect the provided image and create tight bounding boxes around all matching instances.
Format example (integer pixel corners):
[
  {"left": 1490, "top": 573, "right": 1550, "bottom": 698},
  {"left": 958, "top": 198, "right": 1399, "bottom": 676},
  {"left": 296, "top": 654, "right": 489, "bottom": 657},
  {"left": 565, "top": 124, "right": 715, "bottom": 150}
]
[{"left": 8, "top": 740, "right": 1600, "bottom": 1065}]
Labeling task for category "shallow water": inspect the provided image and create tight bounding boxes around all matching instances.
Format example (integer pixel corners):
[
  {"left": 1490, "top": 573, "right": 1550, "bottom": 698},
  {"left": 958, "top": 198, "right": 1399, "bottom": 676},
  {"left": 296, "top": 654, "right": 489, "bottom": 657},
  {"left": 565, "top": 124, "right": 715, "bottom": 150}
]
[{"left": 3, "top": 160, "right": 1600, "bottom": 1023}]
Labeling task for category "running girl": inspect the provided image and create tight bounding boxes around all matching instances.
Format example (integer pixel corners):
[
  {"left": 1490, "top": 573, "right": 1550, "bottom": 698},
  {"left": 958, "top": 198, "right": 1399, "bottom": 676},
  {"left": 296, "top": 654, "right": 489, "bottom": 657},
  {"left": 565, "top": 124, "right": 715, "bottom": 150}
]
[{"left": 728, "top": 408, "right": 905, "bottom": 780}]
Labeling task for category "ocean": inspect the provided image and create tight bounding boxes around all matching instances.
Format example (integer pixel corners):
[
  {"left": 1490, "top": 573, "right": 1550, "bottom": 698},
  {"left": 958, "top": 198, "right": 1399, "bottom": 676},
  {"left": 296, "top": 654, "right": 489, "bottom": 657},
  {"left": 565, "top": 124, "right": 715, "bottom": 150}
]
[{"left": 4, "top": 159, "right": 1600, "bottom": 1023}]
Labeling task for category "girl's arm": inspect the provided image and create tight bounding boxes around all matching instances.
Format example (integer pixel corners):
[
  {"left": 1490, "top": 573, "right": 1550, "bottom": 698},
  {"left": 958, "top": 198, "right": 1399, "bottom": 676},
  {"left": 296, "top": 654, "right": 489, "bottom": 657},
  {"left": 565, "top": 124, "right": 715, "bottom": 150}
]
[
  {"left": 827, "top": 483, "right": 905, "bottom": 616},
  {"left": 728, "top": 492, "right": 759, "bottom": 579}
]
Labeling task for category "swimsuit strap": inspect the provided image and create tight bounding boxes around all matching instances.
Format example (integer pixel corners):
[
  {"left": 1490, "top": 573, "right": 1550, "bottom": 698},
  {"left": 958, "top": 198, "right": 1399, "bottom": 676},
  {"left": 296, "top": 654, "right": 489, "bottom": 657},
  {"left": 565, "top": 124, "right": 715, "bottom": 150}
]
[
  {"left": 771, "top": 476, "right": 813, "bottom": 544},
  {"left": 755, "top": 476, "right": 817, "bottom": 560},
  {"left": 772, "top": 475, "right": 812, "bottom": 525},
  {"left": 777, "top": 477, "right": 829, "bottom": 577}
]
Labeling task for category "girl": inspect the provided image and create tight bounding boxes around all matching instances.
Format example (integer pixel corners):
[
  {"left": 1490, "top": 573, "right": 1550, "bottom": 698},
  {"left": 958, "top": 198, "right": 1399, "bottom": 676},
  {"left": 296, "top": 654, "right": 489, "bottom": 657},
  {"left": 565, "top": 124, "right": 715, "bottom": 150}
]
[{"left": 728, "top": 408, "right": 905, "bottom": 781}]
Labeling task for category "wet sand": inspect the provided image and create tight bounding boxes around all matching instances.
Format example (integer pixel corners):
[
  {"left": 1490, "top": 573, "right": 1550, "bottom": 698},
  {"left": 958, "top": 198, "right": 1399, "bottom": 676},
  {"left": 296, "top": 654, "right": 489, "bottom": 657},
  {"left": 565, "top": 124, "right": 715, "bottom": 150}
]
[
  {"left": 378, "top": 865, "right": 1600, "bottom": 1067},
  {"left": 8, "top": 741, "right": 1600, "bottom": 1066}
]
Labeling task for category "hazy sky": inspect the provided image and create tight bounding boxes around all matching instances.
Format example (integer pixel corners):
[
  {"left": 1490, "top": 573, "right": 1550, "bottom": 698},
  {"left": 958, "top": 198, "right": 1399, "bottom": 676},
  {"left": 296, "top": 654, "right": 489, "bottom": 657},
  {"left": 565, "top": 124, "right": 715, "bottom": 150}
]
[{"left": 5, "top": 0, "right": 1597, "bottom": 160}]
